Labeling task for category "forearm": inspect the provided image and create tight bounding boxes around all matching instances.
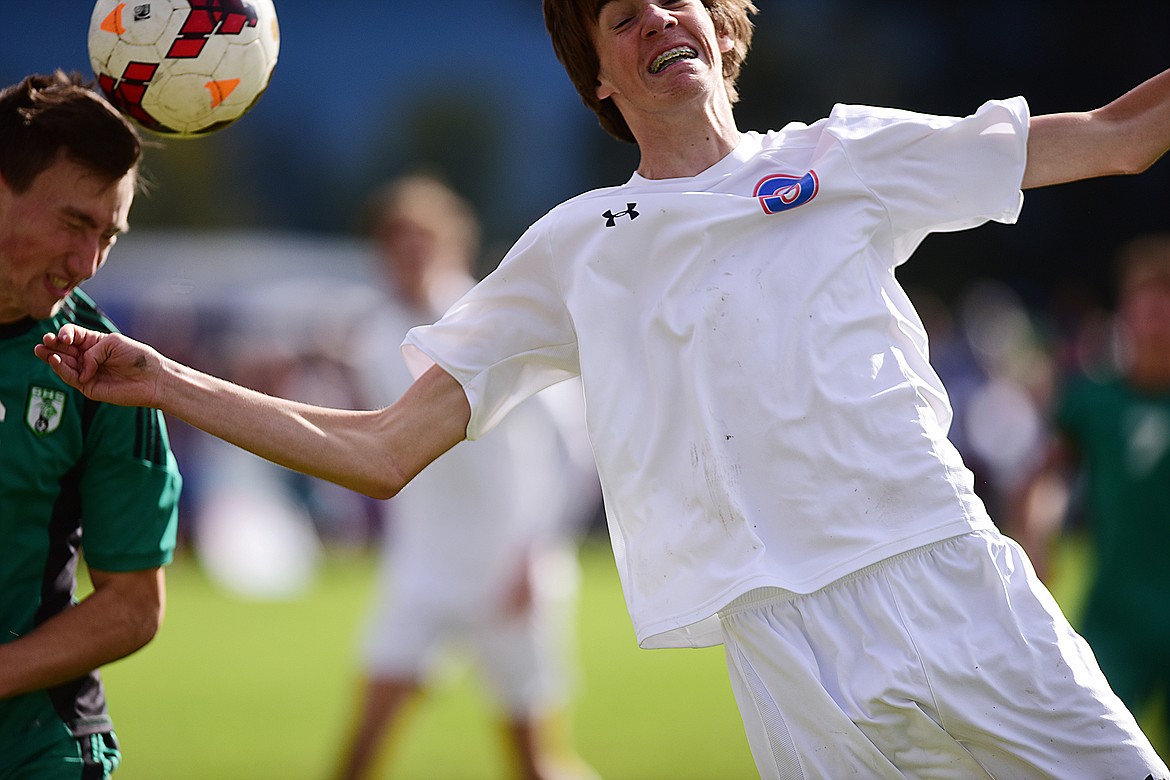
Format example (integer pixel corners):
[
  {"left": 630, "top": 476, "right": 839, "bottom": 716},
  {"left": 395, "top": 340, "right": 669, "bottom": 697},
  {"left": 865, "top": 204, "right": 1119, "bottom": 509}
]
[
  {"left": 38, "top": 326, "right": 471, "bottom": 498},
  {"left": 0, "top": 573, "right": 162, "bottom": 699},
  {"left": 1097, "top": 66, "right": 1170, "bottom": 171},
  {"left": 1025, "top": 66, "right": 1170, "bottom": 188},
  {"left": 157, "top": 358, "right": 468, "bottom": 499}
]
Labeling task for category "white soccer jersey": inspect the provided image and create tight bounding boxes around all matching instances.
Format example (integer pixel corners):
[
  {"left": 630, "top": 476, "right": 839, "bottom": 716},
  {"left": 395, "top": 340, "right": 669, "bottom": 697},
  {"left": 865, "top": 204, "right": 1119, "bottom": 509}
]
[{"left": 404, "top": 98, "right": 1030, "bottom": 648}]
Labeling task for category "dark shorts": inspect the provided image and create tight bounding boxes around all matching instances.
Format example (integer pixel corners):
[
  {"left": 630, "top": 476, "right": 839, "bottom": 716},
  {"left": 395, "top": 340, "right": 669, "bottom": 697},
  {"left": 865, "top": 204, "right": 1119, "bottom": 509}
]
[{"left": 3, "top": 731, "right": 121, "bottom": 780}]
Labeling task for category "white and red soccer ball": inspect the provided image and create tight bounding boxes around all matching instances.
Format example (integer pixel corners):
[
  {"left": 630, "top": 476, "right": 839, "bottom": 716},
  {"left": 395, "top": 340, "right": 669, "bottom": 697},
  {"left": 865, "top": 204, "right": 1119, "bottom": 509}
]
[{"left": 88, "top": 0, "right": 280, "bottom": 137}]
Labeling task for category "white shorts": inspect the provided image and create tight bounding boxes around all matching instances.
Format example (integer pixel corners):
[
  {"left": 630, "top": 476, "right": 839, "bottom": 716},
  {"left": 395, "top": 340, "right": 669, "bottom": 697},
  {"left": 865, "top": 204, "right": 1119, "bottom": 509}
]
[
  {"left": 361, "top": 545, "right": 580, "bottom": 718},
  {"left": 718, "top": 530, "right": 1169, "bottom": 779}
]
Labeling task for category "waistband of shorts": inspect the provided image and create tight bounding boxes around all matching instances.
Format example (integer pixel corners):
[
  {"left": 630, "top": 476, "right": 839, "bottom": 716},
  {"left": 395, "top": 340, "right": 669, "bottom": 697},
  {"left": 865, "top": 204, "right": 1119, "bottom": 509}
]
[{"left": 717, "top": 532, "right": 980, "bottom": 618}]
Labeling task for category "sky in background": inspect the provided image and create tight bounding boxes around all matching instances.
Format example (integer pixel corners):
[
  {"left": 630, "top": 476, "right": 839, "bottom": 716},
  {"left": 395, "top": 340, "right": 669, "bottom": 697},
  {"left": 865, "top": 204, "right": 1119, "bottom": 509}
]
[{"left": 0, "top": 3, "right": 591, "bottom": 242}]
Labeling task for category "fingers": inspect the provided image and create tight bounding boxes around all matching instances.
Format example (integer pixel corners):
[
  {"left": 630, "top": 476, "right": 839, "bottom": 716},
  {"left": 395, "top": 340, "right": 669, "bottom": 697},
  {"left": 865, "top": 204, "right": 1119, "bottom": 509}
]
[
  {"left": 49, "top": 324, "right": 78, "bottom": 346},
  {"left": 47, "top": 323, "right": 103, "bottom": 350},
  {"left": 37, "top": 332, "right": 81, "bottom": 361},
  {"left": 34, "top": 343, "right": 81, "bottom": 385},
  {"left": 38, "top": 326, "right": 78, "bottom": 350},
  {"left": 32, "top": 343, "right": 54, "bottom": 365},
  {"left": 36, "top": 327, "right": 99, "bottom": 387}
]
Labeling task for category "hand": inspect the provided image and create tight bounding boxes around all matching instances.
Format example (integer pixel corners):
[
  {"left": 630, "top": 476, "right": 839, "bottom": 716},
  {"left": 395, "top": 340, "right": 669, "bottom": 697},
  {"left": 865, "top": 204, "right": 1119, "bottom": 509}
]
[{"left": 35, "top": 324, "right": 165, "bottom": 408}]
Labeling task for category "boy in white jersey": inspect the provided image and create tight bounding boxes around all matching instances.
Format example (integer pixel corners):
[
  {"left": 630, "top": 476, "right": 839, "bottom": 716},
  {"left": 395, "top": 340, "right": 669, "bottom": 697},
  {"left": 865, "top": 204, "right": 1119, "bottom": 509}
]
[{"left": 36, "top": 1, "right": 1170, "bottom": 776}]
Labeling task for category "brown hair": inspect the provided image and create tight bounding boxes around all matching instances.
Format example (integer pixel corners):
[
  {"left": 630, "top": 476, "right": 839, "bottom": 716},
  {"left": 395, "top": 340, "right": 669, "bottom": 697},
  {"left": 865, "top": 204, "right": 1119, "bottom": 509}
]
[
  {"left": 543, "top": 0, "right": 758, "bottom": 144},
  {"left": 0, "top": 71, "right": 141, "bottom": 194},
  {"left": 366, "top": 172, "right": 481, "bottom": 273}
]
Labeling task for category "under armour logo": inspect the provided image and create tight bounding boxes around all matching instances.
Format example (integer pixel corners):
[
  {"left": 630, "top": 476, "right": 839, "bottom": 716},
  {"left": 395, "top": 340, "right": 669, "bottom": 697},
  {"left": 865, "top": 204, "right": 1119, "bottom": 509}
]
[{"left": 602, "top": 203, "right": 639, "bottom": 227}]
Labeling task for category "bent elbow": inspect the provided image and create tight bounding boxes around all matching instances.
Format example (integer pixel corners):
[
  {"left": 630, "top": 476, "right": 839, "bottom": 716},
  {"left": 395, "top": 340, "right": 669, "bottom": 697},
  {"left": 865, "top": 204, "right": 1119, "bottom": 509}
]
[
  {"left": 1117, "top": 154, "right": 1160, "bottom": 176},
  {"left": 1081, "top": 142, "right": 1161, "bottom": 181},
  {"left": 135, "top": 622, "right": 162, "bottom": 652},
  {"left": 126, "top": 605, "right": 164, "bottom": 653},
  {"left": 1101, "top": 145, "right": 1159, "bottom": 177},
  {"left": 1105, "top": 115, "right": 1169, "bottom": 176},
  {"left": 362, "top": 479, "right": 402, "bottom": 501},
  {"left": 353, "top": 461, "right": 407, "bottom": 501}
]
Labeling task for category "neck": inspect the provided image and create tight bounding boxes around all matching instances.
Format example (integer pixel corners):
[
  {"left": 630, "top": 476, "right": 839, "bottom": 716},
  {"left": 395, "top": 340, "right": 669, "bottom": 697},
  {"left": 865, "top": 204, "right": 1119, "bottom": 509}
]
[{"left": 630, "top": 101, "right": 740, "bottom": 180}]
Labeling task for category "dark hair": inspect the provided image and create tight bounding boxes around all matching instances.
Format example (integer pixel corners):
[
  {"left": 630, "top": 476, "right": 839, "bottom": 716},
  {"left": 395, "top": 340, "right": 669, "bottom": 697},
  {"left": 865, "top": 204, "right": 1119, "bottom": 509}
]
[
  {"left": 543, "top": 0, "right": 758, "bottom": 144},
  {"left": 0, "top": 70, "right": 141, "bottom": 194}
]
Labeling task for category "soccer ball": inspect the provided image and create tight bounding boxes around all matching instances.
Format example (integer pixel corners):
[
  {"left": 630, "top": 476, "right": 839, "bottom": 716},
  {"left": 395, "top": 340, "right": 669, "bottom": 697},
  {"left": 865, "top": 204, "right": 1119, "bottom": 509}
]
[{"left": 87, "top": 0, "right": 280, "bottom": 137}]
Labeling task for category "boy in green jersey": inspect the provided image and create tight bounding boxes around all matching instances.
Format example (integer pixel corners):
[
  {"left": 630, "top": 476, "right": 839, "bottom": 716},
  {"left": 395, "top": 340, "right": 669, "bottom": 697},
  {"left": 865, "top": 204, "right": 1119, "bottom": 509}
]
[
  {"left": 0, "top": 72, "right": 181, "bottom": 779},
  {"left": 1018, "top": 234, "right": 1170, "bottom": 752}
]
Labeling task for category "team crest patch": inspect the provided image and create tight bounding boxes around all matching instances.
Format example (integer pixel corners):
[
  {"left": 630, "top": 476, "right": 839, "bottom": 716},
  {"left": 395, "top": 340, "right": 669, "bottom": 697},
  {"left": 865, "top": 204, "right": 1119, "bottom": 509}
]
[
  {"left": 754, "top": 171, "right": 819, "bottom": 214},
  {"left": 26, "top": 387, "right": 67, "bottom": 436}
]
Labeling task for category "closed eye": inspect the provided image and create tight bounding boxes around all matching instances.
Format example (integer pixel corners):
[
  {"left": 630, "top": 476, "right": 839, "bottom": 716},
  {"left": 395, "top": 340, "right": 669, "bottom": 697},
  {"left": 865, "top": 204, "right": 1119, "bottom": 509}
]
[
  {"left": 598, "top": 1, "right": 636, "bottom": 32},
  {"left": 61, "top": 207, "right": 125, "bottom": 247}
]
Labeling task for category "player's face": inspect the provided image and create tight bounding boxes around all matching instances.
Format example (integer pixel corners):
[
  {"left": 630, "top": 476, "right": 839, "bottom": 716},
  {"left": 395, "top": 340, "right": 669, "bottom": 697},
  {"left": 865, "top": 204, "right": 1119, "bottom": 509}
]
[
  {"left": 376, "top": 217, "right": 441, "bottom": 307},
  {"left": 1123, "top": 279, "right": 1170, "bottom": 353},
  {"left": 592, "top": 0, "right": 734, "bottom": 120},
  {"left": 0, "top": 154, "right": 133, "bottom": 323}
]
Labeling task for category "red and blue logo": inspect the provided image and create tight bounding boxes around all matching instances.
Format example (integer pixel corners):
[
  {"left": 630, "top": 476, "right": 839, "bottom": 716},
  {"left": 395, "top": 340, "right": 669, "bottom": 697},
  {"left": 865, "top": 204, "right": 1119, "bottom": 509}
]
[{"left": 754, "top": 171, "right": 819, "bottom": 215}]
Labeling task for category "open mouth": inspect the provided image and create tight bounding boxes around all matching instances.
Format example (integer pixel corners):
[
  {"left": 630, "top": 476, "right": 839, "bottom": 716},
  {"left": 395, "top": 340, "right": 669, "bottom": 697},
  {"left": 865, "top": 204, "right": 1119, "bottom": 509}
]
[
  {"left": 649, "top": 46, "right": 698, "bottom": 74},
  {"left": 46, "top": 274, "right": 73, "bottom": 297}
]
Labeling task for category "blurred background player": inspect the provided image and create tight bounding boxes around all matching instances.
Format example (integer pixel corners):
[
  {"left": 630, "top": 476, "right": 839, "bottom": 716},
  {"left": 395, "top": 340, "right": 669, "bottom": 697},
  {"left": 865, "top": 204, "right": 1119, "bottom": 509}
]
[
  {"left": 1016, "top": 233, "right": 1170, "bottom": 754},
  {"left": 332, "top": 173, "right": 599, "bottom": 780},
  {"left": 0, "top": 72, "right": 181, "bottom": 778}
]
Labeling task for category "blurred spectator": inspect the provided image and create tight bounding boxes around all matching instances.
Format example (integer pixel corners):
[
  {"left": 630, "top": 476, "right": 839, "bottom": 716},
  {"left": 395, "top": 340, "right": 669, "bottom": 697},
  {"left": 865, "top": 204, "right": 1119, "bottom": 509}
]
[
  {"left": 188, "top": 280, "right": 379, "bottom": 599},
  {"left": 1015, "top": 234, "right": 1170, "bottom": 751},
  {"left": 913, "top": 281, "right": 1054, "bottom": 522},
  {"left": 956, "top": 281, "right": 1054, "bottom": 518},
  {"left": 333, "top": 174, "right": 599, "bottom": 780}
]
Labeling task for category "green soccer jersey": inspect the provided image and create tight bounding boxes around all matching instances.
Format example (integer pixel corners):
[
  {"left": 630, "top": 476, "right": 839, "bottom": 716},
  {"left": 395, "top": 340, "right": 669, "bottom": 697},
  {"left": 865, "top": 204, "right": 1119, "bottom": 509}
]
[
  {"left": 0, "top": 290, "right": 181, "bottom": 751},
  {"left": 1056, "top": 373, "right": 1170, "bottom": 637}
]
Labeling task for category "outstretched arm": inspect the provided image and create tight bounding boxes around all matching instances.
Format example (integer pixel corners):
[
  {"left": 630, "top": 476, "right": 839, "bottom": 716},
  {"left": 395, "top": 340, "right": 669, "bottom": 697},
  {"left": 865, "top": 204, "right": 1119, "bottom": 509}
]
[
  {"left": 36, "top": 325, "right": 469, "bottom": 499},
  {"left": 1024, "top": 66, "right": 1170, "bottom": 188}
]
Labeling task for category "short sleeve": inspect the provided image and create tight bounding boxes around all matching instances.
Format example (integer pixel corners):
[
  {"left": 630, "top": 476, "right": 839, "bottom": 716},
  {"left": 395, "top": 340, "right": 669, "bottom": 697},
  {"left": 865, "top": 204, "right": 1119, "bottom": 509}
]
[
  {"left": 403, "top": 215, "right": 580, "bottom": 439},
  {"left": 79, "top": 403, "right": 181, "bottom": 572},
  {"left": 826, "top": 97, "right": 1030, "bottom": 261}
]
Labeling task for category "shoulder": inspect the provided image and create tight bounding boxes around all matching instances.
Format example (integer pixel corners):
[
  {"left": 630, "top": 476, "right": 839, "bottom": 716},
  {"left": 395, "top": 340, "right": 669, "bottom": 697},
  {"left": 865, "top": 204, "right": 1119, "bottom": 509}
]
[
  {"left": 499, "top": 183, "right": 633, "bottom": 256},
  {"left": 798, "top": 98, "right": 1028, "bottom": 140},
  {"left": 752, "top": 104, "right": 924, "bottom": 146},
  {"left": 1056, "top": 371, "right": 1126, "bottom": 424},
  {"left": 1063, "top": 370, "right": 1124, "bottom": 397},
  {"left": 546, "top": 182, "right": 630, "bottom": 219}
]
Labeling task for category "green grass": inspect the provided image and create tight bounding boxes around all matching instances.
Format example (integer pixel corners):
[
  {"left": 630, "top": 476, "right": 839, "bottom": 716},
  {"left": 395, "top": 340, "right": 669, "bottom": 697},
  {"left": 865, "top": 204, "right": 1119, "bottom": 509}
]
[
  {"left": 98, "top": 539, "right": 755, "bottom": 780},
  {"left": 93, "top": 533, "right": 1167, "bottom": 778}
]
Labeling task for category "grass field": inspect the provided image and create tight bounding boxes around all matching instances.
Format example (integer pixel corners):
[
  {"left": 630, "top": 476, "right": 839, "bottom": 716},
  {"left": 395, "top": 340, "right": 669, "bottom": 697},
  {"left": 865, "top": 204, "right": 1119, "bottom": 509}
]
[
  {"left": 99, "top": 538, "right": 756, "bottom": 780},
  {"left": 95, "top": 533, "right": 1166, "bottom": 779}
]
